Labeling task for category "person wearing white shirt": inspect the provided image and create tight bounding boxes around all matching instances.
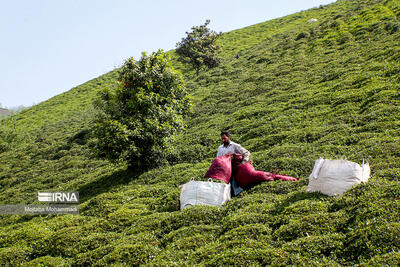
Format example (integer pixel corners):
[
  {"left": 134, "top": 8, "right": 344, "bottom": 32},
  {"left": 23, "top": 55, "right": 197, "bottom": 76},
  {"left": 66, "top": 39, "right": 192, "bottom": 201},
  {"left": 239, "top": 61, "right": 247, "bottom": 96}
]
[
  {"left": 217, "top": 131, "right": 250, "bottom": 163},
  {"left": 217, "top": 131, "right": 250, "bottom": 196}
]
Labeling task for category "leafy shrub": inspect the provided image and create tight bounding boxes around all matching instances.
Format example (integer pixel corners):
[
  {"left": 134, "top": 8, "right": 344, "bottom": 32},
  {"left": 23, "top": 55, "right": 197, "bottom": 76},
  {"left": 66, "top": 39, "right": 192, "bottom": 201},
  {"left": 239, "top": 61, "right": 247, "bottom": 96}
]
[
  {"left": 25, "top": 256, "right": 72, "bottom": 266},
  {"left": 219, "top": 223, "right": 273, "bottom": 244},
  {"left": 0, "top": 122, "right": 30, "bottom": 153},
  {"left": 201, "top": 246, "right": 290, "bottom": 266},
  {"left": 150, "top": 187, "right": 181, "bottom": 212},
  {"left": 79, "top": 232, "right": 121, "bottom": 251},
  {"left": 221, "top": 212, "right": 273, "bottom": 231},
  {"left": 0, "top": 219, "right": 75, "bottom": 257},
  {"left": 295, "top": 31, "right": 309, "bottom": 40},
  {"left": 97, "top": 243, "right": 160, "bottom": 266},
  {"left": 73, "top": 244, "right": 114, "bottom": 266},
  {"left": 162, "top": 224, "right": 221, "bottom": 246},
  {"left": 176, "top": 20, "right": 223, "bottom": 75},
  {"left": 47, "top": 226, "right": 88, "bottom": 257},
  {"left": 223, "top": 193, "right": 281, "bottom": 213},
  {"left": 358, "top": 251, "right": 400, "bottom": 266},
  {"left": 287, "top": 255, "right": 341, "bottom": 266},
  {"left": 384, "top": 20, "right": 400, "bottom": 33},
  {"left": 159, "top": 206, "right": 223, "bottom": 235},
  {"left": 0, "top": 246, "right": 32, "bottom": 266},
  {"left": 105, "top": 207, "right": 145, "bottom": 228},
  {"left": 166, "top": 233, "right": 216, "bottom": 251},
  {"left": 273, "top": 211, "right": 347, "bottom": 241},
  {"left": 342, "top": 221, "right": 400, "bottom": 261},
  {"left": 282, "top": 233, "right": 345, "bottom": 260},
  {"left": 92, "top": 50, "right": 192, "bottom": 170}
]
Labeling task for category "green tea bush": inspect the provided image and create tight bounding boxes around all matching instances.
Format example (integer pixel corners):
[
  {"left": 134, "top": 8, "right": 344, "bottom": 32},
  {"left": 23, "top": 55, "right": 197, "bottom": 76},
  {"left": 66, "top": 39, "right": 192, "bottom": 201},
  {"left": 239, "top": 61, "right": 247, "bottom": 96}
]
[
  {"left": 24, "top": 256, "right": 72, "bottom": 266},
  {"left": 97, "top": 243, "right": 160, "bottom": 266},
  {"left": 166, "top": 233, "right": 216, "bottom": 251},
  {"left": 282, "top": 233, "right": 345, "bottom": 260},
  {"left": 79, "top": 193, "right": 128, "bottom": 217},
  {"left": 203, "top": 246, "right": 290, "bottom": 266},
  {"left": 223, "top": 193, "right": 280, "bottom": 213},
  {"left": 358, "top": 251, "right": 400, "bottom": 266},
  {"left": 342, "top": 221, "right": 400, "bottom": 261},
  {"left": 79, "top": 232, "right": 121, "bottom": 251},
  {"left": 219, "top": 223, "right": 273, "bottom": 243},
  {"left": 0, "top": 246, "right": 32, "bottom": 266},
  {"left": 295, "top": 31, "right": 309, "bottom": 40},
  {"left": 0, "top": 221, "right": 51, "bottom": 250},
  {"left": 157, "top": 205, "right": 224, "bottom": 236},
  {"left": 282, "top": 199, "right": 329, "bottom": 215},
  {"left": 150, "top": 187, "right": 181, "bottom": 212},
  {"left": 105, "top": 207, "right": 146, "bottom": 229},
  {"left": 125, "top": 212, "right": 173, "bottom": 236},
  {"left": 73, "top": 244, "right": 114, "bottom": 266},
  {"left": 161, "top": 224, "right": 221, "bottom": 246},
  {"left": 0, "top": 121, "right": 31, "bottom": 153},
  {"left": 273, "top": 211, "right": 347, "bottom": 241},
  {"left": 287, "top": 255, "right": 341, "bottom": 266},
  {"left": 221, "top": 212, "right": 273, "bottom": 231},
  {"left": 47, "top": 226, "right": 89, "bottom": 257}
]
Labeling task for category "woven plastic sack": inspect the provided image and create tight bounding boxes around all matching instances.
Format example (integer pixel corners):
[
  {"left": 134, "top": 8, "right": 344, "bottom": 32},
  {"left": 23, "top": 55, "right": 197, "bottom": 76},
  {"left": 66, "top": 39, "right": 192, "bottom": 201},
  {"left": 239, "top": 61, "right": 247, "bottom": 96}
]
[
  {"left": 180, "top": 178, "right": 231, "bottom": 210},
  {"left": 235, "top": 161, "right": 298, "bottom": 188},
  {"left": 236, "top": 161, "right": 274, "bottom": 188},
  {"left": 231, "top": 153, "right": 243, "bottom": 175},
  {"left": 204, "top": 154, "right": 232, "bottom": 183},
  {"left": 307, "top": 158, "right": 370, "bottom": 196}
]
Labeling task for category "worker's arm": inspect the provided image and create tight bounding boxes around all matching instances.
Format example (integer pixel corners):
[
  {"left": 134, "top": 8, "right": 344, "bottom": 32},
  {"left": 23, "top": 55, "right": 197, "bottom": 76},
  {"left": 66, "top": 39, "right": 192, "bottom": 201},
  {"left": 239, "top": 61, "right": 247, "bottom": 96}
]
[{"left": 235, "top": 144, "right": 250, "bottom": 163}]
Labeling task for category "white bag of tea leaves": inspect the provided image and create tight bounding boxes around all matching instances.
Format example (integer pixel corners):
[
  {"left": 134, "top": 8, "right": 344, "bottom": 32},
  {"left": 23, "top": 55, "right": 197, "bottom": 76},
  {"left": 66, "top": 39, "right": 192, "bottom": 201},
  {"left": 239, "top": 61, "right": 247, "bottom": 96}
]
[{"left": 307, "top": 158, "right": 370, "bottom": 196}]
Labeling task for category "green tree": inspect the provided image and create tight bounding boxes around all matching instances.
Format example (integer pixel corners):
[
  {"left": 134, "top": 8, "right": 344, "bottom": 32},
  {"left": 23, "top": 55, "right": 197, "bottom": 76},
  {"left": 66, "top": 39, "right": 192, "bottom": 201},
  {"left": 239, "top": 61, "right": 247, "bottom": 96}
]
[
  {"left": 92, "top": 50, "right": 192, "bottom": 170},
  {"left": 176, "top": 20, "right": 223, "bottom": 75}
]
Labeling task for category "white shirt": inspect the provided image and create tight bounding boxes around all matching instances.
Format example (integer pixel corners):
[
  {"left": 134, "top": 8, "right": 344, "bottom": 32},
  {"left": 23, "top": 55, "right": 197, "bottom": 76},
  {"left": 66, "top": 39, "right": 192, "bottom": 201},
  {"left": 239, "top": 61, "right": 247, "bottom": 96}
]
[{"left": 217, "top": 141, "right": 250, "bottom": 163}]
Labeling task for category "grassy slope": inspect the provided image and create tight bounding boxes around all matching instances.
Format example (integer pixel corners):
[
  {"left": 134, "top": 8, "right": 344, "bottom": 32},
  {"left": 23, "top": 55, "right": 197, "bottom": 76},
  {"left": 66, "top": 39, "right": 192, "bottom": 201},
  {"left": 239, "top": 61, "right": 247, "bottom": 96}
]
[{"left": 1, "top": 0, "right": 400, "bottom": 265}]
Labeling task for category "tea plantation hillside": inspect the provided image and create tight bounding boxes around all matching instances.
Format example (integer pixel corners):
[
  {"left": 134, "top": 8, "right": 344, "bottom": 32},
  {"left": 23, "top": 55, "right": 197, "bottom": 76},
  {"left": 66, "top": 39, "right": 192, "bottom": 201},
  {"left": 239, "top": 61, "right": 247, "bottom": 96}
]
[{"left": 1, "top": 0, "right": 400, "bottom": 265}]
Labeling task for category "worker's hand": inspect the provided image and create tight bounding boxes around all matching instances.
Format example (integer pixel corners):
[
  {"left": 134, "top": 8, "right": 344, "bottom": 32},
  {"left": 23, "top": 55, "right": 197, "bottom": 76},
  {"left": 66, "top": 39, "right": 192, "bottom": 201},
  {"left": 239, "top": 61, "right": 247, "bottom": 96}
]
[{"left": 241, "top": 159, "right": 249, "bottom": 164}]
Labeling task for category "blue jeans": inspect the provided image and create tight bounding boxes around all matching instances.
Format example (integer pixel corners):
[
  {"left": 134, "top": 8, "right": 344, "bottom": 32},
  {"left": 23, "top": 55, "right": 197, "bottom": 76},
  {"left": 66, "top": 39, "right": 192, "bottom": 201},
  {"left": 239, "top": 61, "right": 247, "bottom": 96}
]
[{"left": 231, "top": 176, "right": 244, "bottom": 196}]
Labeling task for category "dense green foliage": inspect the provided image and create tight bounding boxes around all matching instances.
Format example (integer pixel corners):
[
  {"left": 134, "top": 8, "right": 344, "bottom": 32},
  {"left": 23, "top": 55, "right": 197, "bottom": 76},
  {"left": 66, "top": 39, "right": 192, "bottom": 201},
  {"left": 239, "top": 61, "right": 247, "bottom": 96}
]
[
  {"left": 176, "top": 20, "right": 223, "bottom": 75},
  {"left": 92, "top": 50, "right": 191, "bottom": 169},
  {"left": 1, "top": 0, "right": 400, "bottom": 265}
]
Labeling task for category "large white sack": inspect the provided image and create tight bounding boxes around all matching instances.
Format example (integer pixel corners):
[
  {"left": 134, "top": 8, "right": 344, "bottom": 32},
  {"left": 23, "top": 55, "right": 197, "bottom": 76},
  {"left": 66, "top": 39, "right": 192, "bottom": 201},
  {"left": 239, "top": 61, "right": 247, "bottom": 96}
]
[
  {"left": 180, "top": 178, "right": 231, "bottom": 210},
  {"left": 307, "top": 158, "right": 370, "bottom": 196}
]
